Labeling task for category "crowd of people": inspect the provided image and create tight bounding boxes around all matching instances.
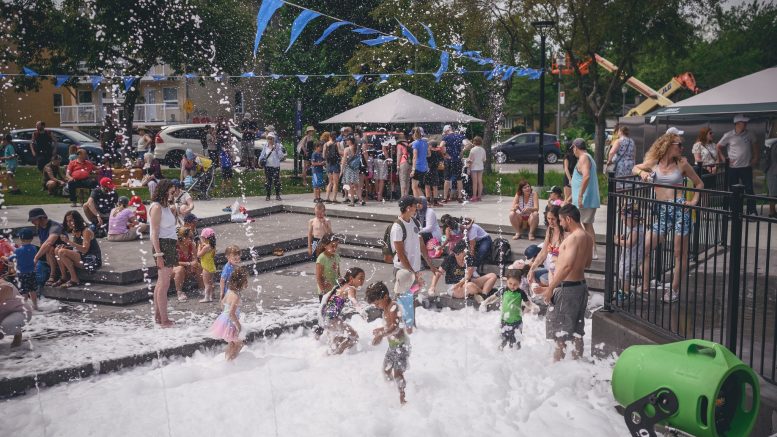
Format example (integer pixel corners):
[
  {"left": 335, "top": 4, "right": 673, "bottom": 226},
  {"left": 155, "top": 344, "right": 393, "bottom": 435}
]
[{"left": 296, "top": 124, "right": 488, "bottom": 207}]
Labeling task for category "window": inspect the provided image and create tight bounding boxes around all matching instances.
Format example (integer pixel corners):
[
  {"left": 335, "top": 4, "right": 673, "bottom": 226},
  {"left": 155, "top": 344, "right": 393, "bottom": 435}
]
[
  {"left": 516, "top": 135, "right": 531, "bottom": 144},
  {"left": 53, "top": 93, "right": 63, "bottom": 113},
  {"left": 162, "top": 87, "right": 178, "bottom": 108},
  {"left": 12, "top": 131, "right": 34, "bottom": 140},
  {"left": 169, "top": 128, "right": 204, "bottom": 140},
  {"left": 234, "top": 91, "right": 244, "bottom": 114},
  {"left": 78, "top": 91, "right": 93, "bottom": 104}
]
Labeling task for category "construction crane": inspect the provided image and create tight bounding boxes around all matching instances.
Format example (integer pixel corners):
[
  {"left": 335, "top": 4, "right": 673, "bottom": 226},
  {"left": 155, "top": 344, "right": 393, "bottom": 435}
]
[{"left": 552, "top": 54, "right": 699, "bottom": 116}]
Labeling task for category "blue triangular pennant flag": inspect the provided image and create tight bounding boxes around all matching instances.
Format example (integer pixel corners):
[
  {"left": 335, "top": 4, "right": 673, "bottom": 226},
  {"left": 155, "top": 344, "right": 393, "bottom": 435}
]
[
  {"left": 123, "top": 76, "right": 136, "bottom": 91},
  {"left": 315, "top": 21, "right": 351, "bottom": 45},
  {"left": 0, "top": 73, "right": 5, "bottom": 79},
  {"left": 23, "top": 67, "right": 39, "bottom": 77},
  {"left": 241, "top": 72, "right": 256, "bottom": 77},
  {"left": 448, "top": 44, "right": 463, "bottom": 53},
  {"left": 457, "top": 67, "right": 467, "bottom": 74},
  {"left": 55, "top": 75, "right": 70, "bottom": 88},
  {"left": 270, "top": 74, "right": 281, "bottom": 79},
  {"left": 516, "top": 68, "right": 529, "bottom": 77},
  {"left": 397, "top": 20, "right": 418, "bottom": 45},
  {"left": 352, "top": 74, "right": 364, "bottom": 84},
  {"left": 152, "top": 75, "right": 165, "bottom": 81},
  {"left": 253, "top": 0, "right": 284, "bottom": 57},
  {"left": 434, "top": 52, "right": 449, "bottom": 83},
  {"left": 502, "top": 66, "right": 516, "bottom": 81},
  {"left": 352, "top": 27, "right": 379, "bottom": 35},
  {"left": 324, "top": 73, "right": 334, "bottom": 78},
  {"left": 90, "top": 75, "right": 103, "bottom": 90},
  {"left": 379, "top": 74, "right": 390, "bottom": 82},
  {"left": 286, "top": 9, "right": 321, "bottom": 53},
  {"left": 361, "top": 35, "right": 398, "bottom": 46},
  {"left": 297, "top": 75, "right": 308, "bottom": 83},
  {"left": 486, "top": 66, "right": 497, "bottom": 80},
  {"left": 405, "top": 69, "right": 415, "bottom": 75},
  {"left": 529, "top": 69, "right": 543, "bottom": 80},
  {"left": 421, "top": 23, "right": 436, "bottom": 49},
  {"left": 184, "top": 73, "right": 196, "bottom": 79}
]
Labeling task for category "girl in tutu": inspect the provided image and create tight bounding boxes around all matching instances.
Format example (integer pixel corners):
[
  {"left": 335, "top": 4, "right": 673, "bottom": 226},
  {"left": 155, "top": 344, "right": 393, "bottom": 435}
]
[
  {"left": 318, "top": 267, "right": 364, "bottom": 355},
  {"left": 210, "top": 267, "right": 247, "bottom": 360}
]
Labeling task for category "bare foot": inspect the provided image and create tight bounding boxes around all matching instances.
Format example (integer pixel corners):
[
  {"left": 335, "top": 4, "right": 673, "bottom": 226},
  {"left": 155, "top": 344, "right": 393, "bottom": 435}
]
[
  {"left": 159, "top": 320, "right": 175, "bottom": 328},
  {"left": 11, "top": 333, "right": 22, "bottom": 347},
  {"left": 512, "top": 233, "right": 521, "bottom": 240}
]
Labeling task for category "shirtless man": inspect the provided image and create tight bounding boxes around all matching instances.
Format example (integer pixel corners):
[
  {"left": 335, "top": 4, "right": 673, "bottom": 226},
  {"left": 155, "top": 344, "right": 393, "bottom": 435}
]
[
  {"left": 307, "top": 202, "right": 332, "bottom": 259},
  {"left": 535, "top": 204, "right": 593, "bottom": 362}
]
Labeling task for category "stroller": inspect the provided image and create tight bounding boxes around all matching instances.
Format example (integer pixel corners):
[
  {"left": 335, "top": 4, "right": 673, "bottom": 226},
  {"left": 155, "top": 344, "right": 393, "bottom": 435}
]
[{"left": 184, "top": 154, "right": 215, "bottom": 200}]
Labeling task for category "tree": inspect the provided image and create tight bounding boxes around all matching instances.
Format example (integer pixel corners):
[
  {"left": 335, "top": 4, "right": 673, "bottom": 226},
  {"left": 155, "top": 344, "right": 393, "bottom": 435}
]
[
  {"left": 0, "top": 0, "right": 254, "bottom": 163},
  {"left": 526, "top": 0, "right": 714, "bottom": 167}
]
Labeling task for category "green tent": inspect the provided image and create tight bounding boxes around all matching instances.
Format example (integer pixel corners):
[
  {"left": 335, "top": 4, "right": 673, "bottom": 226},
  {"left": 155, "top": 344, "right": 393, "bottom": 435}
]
[{"left": 652, "top": 67, "right": 777, "bottom": 117}]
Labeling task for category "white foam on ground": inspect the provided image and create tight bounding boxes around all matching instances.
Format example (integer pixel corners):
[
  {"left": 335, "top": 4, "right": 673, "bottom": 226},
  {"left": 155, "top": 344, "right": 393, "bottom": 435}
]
[{"left": 0, "top": 307, "right": 626, "bottom": 436}]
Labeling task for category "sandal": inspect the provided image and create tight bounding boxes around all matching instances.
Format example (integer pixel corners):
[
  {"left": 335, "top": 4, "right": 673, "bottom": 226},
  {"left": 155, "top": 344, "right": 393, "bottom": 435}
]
[
  {"left": 273, "top": 248, "right": 285, "bottom": 256},
  {"left": 51, "top": 279, "right": 67, "bottom": 288},
  {"left": 61, "top": 281, "right": 80, "bottom": 289},
  {"left": 44, "top": 278, "right": 57, "bottom": 287}
]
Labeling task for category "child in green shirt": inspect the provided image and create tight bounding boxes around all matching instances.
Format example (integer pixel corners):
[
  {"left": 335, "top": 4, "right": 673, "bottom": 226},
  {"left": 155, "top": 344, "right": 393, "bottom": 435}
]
[{"left": 500, "top": 266, "right": 536, "bottom": 349}]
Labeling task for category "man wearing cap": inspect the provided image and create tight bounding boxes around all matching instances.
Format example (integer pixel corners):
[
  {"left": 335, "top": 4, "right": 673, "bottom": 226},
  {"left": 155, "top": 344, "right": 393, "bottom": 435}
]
[
  {"left": 29, "top": 208, "right": 65, "bottom": 285},
  {"left": 440, "top": 125, "right": 466, "bottom": 203},
  {"left": 239, "top": 113, "right": 258, "bottom": 171},
  {"left": 183, "top": 213, "right": 198, "bottom": 236},
  {"left": 297, "top": 126, "right": 316, "bottom": 187},
  {"left": 83, "top": 177, "right": 118, "bottom": 232},
  {"left": 569, "top": 138, "right": 601, "bottom": 259},
  {"left": 391, "top": 195, "right": 434, "bottom": 331},
  {"left": 717, "top": 114, "right": 759, "bottom": 214},
  {"left": 259, "top": 132, "right": 287, "bottom": 201}
]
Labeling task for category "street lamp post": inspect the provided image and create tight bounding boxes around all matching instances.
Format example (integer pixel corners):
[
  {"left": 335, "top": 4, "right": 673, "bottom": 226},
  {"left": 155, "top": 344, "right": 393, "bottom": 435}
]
[
  {"left": 621, "top": 85, "right": 628, "bottom": 116},
  {"left": 532, "top": 20, "right": 555, "bottom": 187}
]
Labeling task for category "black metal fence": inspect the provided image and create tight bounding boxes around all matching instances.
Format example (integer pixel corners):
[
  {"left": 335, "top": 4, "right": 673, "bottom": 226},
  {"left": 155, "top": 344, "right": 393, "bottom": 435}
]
[{"left": 604, "top": 170, "right": 777, "bottom": 384}]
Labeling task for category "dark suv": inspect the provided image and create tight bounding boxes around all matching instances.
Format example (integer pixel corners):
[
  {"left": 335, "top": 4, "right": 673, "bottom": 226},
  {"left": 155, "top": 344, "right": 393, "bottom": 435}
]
[
  {"left": 10, "top": 128, "right": 104, "bottom": 165},
  {"left": 490, "top": 132, "right": 561, "bottom": 164}
]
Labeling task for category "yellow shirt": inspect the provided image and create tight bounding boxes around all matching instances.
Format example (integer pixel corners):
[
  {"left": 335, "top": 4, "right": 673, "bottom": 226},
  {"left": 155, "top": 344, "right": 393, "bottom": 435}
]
[{"left": 200, "top": 248, "right": 216, "bottom": 273}]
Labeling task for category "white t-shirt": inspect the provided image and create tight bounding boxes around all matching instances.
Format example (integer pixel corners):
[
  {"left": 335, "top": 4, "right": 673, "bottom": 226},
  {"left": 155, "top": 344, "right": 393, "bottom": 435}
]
[
  {"left": 419, "top": 208, "right": 443, "bottom": 242},
  {"left": 466, "top": 223, "right": 488, "bottom": 242},
  {"left": 391, "top": 216, "right": 422, "bottom": 272},
  {"left": 468, "top": 146, "right": 486, "bottom": 171},
  {"left": 719, "top": 129, "right": 755, "bottom": 168}
]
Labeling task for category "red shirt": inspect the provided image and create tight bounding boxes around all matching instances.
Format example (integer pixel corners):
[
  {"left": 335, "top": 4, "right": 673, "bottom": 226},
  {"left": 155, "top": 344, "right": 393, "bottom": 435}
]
[
  {"left": 67, "top": 160, "right": 96, "bottom": 181},
  {"left": 134, "top": 204, "right": 147, "bottom": 223},
  {"left": 177, "top": 240, "right": 195, "bottom": 263}
]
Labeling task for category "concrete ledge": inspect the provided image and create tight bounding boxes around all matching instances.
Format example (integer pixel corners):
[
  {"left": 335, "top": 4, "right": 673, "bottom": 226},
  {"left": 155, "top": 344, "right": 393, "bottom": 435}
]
[{"left": 0, "top": 320, "right": 313, "bottom": 399}]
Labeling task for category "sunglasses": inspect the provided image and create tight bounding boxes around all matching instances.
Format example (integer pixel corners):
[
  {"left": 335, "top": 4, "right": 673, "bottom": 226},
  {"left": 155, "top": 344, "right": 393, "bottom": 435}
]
[{"left": 671, "top": 141, "right": 683, "bottom": 147}]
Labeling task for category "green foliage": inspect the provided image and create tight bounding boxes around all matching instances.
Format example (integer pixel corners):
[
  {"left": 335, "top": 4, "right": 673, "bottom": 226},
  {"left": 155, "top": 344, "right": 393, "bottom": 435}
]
[{"left": 484, "top": 170, "right": 607, "bottom": 202}]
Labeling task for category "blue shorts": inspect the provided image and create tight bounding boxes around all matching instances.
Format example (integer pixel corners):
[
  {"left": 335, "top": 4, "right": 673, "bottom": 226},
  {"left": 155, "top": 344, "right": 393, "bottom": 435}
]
[
  {"left": 327, "top": 164, "right": 340, "bottom": 174},
  {"left": 652, "top": 197, "right": 692, "bottom": 236}
]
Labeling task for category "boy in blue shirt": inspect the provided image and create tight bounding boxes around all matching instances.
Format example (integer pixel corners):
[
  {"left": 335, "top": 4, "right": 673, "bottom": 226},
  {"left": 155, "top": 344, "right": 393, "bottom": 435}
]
[
  {"left": 0, "top": 134, "right": 20, "bottom": 194},
  {"left": 310, "top": 142, "right": 325, "bottom": 202},
  {"left": 12, "top": 228, "right": 39, "bottom": 310}
]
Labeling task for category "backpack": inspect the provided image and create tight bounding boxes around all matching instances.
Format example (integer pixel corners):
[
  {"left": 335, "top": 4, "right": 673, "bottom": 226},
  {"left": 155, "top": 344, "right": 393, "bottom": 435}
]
[
  {"left": 347, "top": 154, "right": 361, "bottom": 171},
  {"left": 326, "top": 142, "right": 340, "bottom": 165},
  {"left": 761, "top": 141, "right": 772, "bottom": 172},
  {"left": 382, "top": 218, "right": 420, "bottom": 263},
  {"left": 491, "top": 237, "right": 513, "bottom": 265}
]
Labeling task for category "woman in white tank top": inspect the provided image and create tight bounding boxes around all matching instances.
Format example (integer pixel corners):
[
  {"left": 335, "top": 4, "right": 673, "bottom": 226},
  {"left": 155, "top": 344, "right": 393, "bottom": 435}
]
[{"left": 149, "top": 179, "right": 179, "bottom": 327}]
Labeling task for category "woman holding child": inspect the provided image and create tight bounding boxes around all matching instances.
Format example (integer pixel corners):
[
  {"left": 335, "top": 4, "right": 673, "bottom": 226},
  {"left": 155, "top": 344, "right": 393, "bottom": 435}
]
[
  {"left": 54, "top": 211, "right": 102, "bottom": 288},
  {"left": 429, "top": 240, "right": 497, "bottom": 299}
]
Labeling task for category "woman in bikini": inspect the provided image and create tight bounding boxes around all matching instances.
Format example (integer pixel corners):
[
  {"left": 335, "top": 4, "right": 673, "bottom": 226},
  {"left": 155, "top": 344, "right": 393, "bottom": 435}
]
[
  {"left": 528, "top": 205, "right": 564, "bottom": 287},
  {"left": 632, "top": 132, "right": 703, "bottom": 303}
]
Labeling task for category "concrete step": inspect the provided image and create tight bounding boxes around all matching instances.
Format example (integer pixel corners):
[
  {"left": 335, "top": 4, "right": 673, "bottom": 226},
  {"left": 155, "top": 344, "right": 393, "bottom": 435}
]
[
  {"left": 76, "top": 237, "right": 308, "bottom": 286},
  {"left": 43, "top": 248, "right": 311, "bottom": 305}
]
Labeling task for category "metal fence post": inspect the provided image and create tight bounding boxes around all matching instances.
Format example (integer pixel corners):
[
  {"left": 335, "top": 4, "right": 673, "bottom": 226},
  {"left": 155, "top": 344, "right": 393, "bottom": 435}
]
[
  {"left": 603, "top": 171, "right": 617, "bottom": 311},
  {"left": 725, "top": 184, "right": 744, "bottom": 354}
]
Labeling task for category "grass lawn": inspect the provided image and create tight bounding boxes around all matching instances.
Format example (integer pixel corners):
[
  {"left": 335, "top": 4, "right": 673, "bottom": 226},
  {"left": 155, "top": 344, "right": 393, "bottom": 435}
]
[
  {"left": 484, "top": 170, "right": 608, "bottom": 203},
  {"left": 3, "top": 167, "right": 310, "bottom": 206}
]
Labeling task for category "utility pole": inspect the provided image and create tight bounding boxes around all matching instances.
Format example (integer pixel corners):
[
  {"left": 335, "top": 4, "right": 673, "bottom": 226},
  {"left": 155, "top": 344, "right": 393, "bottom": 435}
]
[
  {"left": 556, "top": 53, "right": 564, "bottom": 138},
  {"left": 532, "top": 20, "right": 555, "bottom": 187}
]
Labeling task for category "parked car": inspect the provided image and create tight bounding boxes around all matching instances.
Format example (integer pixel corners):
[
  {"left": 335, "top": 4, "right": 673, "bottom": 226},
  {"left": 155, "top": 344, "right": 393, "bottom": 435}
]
[
  {"left": 154, "top": 124, "right": 267, "bottom": 167},
  {"left": 9, "top": 128, "right": 105, "bottom": 165},
  {"left": 490, "top": 132, "right": 561, "bottom": 164}
]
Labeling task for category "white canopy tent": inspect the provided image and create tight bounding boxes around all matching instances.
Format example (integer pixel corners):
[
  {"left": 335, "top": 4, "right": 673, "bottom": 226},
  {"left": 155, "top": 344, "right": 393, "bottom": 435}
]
[{"left": 320, "top": 88, "right": 484, "bottom": 124}]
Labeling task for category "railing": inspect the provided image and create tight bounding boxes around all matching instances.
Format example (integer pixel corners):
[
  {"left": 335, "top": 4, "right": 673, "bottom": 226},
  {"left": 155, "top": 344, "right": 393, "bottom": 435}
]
[
  {"left": 133, "top": 104, "right": 181, "bottom": 124},
  {"left": 604, "top": 170, "right": 777, "bottom": 384},
  {"left": 59, "top": 104, "right": 181, "bottom": 125}
]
